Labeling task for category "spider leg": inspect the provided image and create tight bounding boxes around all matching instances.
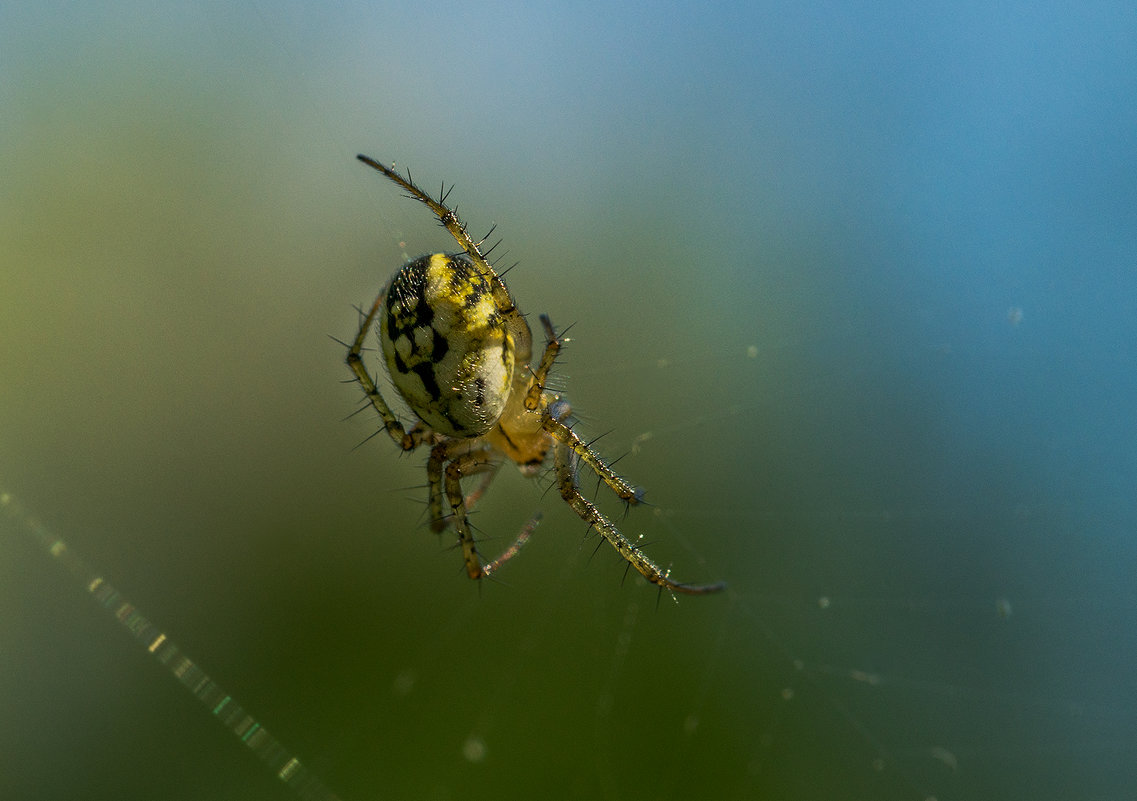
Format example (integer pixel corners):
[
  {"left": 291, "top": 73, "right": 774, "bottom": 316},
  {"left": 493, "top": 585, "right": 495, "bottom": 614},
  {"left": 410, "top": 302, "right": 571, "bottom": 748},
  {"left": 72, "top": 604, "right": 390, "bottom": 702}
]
[
  {"left": 546, "top": 417, "right": 724, "bottom": 596},
  {"left": 441, "top": 448, "right": 536, "bottom": 581},
  {"left": 481, "top": 512, "right": 542, "bottom": 578},
  {"left": 524, "top": 314, "right": 562, "bottom": 411},
  {"left": 462, "top": 459, "right": 504, "bottom": 512},
  {"left": 426, "top": 443, "right": 449, "bottom": 533},
  {"left": 542, "top": 409, "right": 642, "bottom": 505},
  {"left": 357, "top": 155, "right": 492, "bottom": 276},
  {"left": 443, "top": 452, "right": 489, "bottom": 578},
  {"left": 428, "top": 441, "right": 502, "bottom": 533},
  {"left": 345, "top": 289, "right": 429, "bottom": 452}
]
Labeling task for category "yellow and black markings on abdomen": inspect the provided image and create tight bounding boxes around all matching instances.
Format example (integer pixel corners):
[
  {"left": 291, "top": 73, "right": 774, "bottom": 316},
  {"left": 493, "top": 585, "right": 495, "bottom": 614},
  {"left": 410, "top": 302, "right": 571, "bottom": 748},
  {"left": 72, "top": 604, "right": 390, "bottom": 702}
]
[{"left": 379, "top": 254, "right": 515, "bottom": 439}]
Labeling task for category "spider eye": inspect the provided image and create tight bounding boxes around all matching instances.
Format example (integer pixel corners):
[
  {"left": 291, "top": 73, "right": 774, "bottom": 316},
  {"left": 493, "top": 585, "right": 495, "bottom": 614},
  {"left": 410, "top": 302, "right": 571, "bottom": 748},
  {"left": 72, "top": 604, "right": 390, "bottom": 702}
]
[{"left": 380, "top": 254, "right": 515, "bottom": 437}]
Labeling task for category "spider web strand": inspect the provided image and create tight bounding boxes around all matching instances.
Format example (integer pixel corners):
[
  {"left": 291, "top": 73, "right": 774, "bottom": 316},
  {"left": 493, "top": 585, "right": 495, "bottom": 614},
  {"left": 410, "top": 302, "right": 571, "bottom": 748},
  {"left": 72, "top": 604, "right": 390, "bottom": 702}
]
[{"left": 0, "top": 489, "right": 347, "bottom": 801}]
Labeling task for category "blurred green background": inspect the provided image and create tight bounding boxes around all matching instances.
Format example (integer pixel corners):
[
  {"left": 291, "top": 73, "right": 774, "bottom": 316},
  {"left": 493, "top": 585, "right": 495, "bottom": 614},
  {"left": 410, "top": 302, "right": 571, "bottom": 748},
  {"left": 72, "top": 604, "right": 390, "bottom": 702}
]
[{"left": 3, "top": 2, "right": 1135, "bottom": 800}]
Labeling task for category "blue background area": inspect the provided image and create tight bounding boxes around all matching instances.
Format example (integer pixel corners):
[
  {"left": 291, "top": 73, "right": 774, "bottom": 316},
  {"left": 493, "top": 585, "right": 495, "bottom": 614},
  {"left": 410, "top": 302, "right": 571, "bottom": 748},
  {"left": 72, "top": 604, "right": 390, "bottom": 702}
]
[{"left": 2, "top": 2, "right": 1135, "bottom": 800}]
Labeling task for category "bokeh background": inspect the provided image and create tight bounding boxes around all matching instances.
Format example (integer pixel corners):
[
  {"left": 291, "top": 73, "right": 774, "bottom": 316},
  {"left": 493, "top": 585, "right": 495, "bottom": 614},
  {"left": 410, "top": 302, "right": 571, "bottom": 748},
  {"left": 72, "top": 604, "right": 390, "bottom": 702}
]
[{"left": 3, "top": 2, "right": 1135, "bottom": 800}]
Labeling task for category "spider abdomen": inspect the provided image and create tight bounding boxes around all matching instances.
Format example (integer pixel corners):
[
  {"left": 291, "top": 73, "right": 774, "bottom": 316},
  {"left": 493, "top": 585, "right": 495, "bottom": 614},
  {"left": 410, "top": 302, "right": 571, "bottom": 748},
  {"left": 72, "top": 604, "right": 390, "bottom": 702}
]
[{"left": 379, "top": 253, "right": 515, "bottom": 438}]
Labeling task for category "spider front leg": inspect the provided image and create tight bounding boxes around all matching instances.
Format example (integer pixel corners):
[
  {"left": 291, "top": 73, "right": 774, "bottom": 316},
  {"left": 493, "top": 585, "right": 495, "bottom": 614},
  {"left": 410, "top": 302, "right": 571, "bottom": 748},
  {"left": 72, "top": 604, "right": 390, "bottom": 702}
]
[{"left": 545, "top": 409, "right": 724, "bottom": 596}]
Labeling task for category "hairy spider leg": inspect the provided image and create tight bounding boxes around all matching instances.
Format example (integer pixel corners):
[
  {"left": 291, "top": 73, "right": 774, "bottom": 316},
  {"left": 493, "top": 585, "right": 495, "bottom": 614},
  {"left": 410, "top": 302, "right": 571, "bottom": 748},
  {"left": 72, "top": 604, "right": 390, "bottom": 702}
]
[
  {"left": 546, "top": 405, "right": 725, "bottom": 596},
  {"left": 540, "top": 409, "right": 642, "bottom": 506},
  {"left": 527, "top": 315, "right": 641, "bottom": 505},
  {"left": 524, "top": 314, "right": 561, "bottom": 412},
  {"left": 427, "top": 440, "right": 499, "bottom": 533},
  {"left": 442, "top": 449, "right": 537, "bottom": 580},
  {"left": 427, "top": 443, "right": 539, "bottom": 579},
  {"left": 357, "top": 154, "right": 492, "bottom": 274}
]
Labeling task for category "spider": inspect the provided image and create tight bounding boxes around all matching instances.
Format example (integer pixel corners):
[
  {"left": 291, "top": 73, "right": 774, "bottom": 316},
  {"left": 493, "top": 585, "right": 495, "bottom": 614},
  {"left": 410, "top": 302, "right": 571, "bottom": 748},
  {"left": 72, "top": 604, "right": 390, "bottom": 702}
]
[{"left": 346, "top": 154, "right": 724, "bottom": 596}]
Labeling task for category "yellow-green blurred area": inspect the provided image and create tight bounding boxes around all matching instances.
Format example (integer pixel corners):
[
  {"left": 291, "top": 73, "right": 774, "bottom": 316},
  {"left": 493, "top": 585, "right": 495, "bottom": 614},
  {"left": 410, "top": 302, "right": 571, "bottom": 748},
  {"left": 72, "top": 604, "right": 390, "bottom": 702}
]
[{"left": 3, "top": 2, "right": 1136, "bottom": 800}]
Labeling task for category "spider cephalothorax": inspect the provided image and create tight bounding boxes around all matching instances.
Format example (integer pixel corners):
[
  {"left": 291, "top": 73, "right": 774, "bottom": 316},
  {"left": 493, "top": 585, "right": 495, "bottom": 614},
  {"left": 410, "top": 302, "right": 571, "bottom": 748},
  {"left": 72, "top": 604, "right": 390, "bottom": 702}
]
[{"left": 347, "top": 154, "right": 723, "bottom": 596}]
